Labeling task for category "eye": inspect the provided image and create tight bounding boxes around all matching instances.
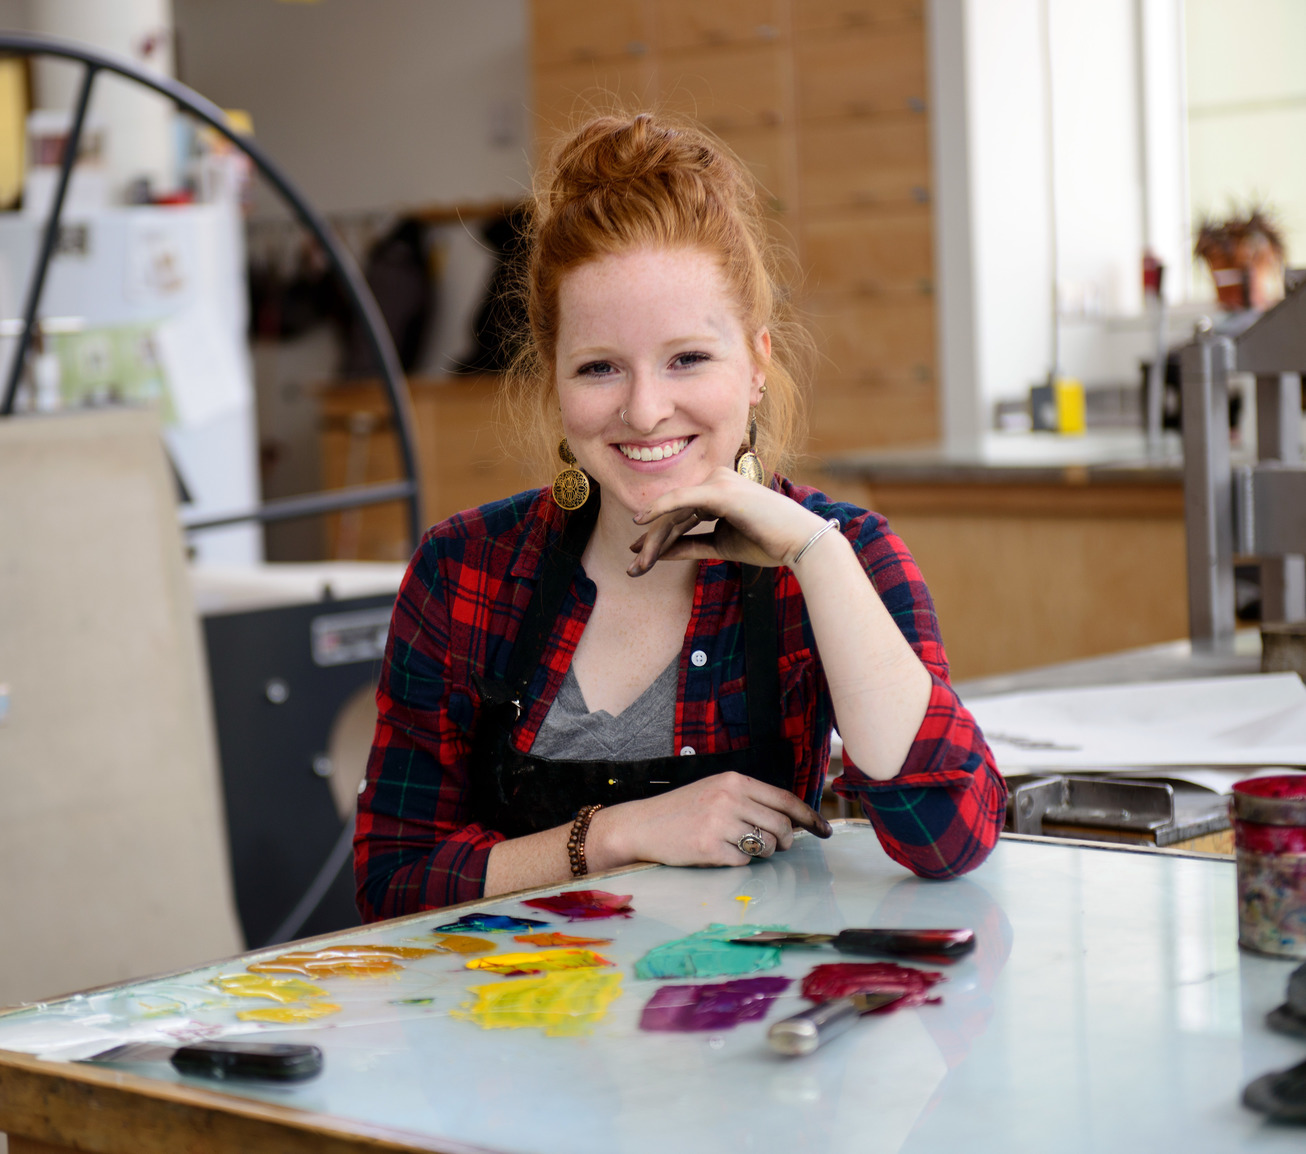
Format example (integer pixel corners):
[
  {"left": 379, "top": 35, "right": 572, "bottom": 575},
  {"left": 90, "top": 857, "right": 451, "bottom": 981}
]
[
  {"left": 672, "top": 351, "right": 711, "bottom": 369},
  {"left": 576, "top": 360, "right": 616, "bottom": 378}
]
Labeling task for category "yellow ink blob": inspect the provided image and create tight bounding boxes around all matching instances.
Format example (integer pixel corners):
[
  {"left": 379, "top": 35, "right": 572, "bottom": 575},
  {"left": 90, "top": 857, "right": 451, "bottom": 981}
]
[
  {"left": 734, "top": 895, "right": 753, "bottom": 906},
  {"left": 515, "top": 932, "right": 613, "bottom": 948},
  {"left": 248, "top": 945, "right": 436, "bottom": 978},
  {"left": 465, "top": 949, "right": 613, "bottom": 976},
  {"left": 236, "top": 1002, "right": 342, "bottom": 1024},
  {"left": 430, "top": 934, "right": 496, "bottom": 955},
  {"left": 453, "top": 970, "right": 622, "bottom": 1037},
  {"left": 213, "top": 974, "right": 329, "bottom": 1003}
]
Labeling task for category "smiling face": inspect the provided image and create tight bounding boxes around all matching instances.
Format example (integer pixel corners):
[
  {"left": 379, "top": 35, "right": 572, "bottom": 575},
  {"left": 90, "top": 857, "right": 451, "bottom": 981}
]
[{"left": 554, "top": 246, "right": 768, "bottom": 521}]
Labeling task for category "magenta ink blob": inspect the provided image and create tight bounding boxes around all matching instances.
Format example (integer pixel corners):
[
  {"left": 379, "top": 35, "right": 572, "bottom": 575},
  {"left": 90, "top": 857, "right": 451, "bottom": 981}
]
[
  {"left": 800, "top": 962, "right": 945, "bottom": 1008},
  {"left": 521, "top": 890, "right": 634, "bottom": 920}
]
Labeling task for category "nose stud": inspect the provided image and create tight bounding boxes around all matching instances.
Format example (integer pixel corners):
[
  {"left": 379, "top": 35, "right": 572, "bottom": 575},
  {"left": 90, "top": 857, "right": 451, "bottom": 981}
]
[{"left": 620, "top": 409, "right": 630, "bottom": 426}]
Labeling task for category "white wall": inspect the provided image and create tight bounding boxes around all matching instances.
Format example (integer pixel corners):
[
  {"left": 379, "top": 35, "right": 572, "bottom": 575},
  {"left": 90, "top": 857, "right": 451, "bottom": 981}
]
[
  {"left": 172, "top": 0, "right": 531, "bottom": 217},
  {"left": 1186, "top": 0, "right": 1306, "bottom": 271},
  {"left": 931, "top": 0, "right": 1189, "bottom": 439},
  {"left": 0, "top": 0, "right": 176, "bottom": 200}
]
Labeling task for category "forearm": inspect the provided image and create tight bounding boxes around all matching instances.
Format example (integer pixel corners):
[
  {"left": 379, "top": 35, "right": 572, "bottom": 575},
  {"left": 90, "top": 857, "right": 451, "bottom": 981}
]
[
  {"left": 483, "top": 805, "right": 644, "bottom": 896},
  {"left": 790, "top": 528, "right": 933, "bottom": 780}
]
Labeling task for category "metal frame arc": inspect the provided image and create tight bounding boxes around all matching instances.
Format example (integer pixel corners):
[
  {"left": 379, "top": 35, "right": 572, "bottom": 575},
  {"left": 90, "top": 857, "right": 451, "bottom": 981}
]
[{"left": 0, "top": 31, "right": 424, "bottom": 551}]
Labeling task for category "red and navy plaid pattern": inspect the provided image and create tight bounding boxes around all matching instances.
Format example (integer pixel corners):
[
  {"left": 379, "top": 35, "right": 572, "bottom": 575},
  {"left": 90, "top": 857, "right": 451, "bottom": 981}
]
[{"left": 355, "top": 479, "right": 1007, "bottom": 919}]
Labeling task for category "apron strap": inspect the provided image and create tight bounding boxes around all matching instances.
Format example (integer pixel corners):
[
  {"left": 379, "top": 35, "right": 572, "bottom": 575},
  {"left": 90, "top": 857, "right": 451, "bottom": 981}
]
[
  {"left": 501, "top": 488, "right": 600, "bottom": 697},
  {"left": 497, "top": 489, "right": 781, "bottom": 745},
  {"left": 741, "top": 564, "right": 782, "bottom": 747}
]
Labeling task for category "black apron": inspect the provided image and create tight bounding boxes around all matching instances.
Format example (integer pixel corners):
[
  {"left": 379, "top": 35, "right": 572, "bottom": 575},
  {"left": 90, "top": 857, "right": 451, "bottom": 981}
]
[{"left": 469, "top": 490, "right": 796, "bottom": 838}]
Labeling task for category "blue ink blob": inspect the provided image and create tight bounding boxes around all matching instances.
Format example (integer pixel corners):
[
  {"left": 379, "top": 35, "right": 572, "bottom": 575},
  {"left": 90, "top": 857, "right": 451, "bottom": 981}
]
[{"left": 433, "top": 914, "right": 551, "bottom": 934}]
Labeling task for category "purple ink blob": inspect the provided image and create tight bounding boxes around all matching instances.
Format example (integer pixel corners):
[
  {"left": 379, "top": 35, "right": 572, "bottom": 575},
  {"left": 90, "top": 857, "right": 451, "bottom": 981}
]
[{"left": 639, "top": 976, "right": 792, "bottom": 1032}]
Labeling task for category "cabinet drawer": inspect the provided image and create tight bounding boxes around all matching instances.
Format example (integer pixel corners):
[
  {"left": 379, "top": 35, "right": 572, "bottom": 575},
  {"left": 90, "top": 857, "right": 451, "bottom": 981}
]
[
  {"left": 534, "top": 58, "right": 659, "bottom": 143},
  {"left": 661, "top": 45, "right": 789, "bottom": 132},
  {"left": 715, "top": 124, "right": 797, "bottom": 212},
  {"left": 533, "top": 0, "right": 654, "bottom": 66},
  {"left": 806, "top": 377, "right": 938, "bottom": 454},
  {"left": 810, "top": 293, "right": 935, "bottom": 380},
  {"left": 803, "top": 210, "right": 933, "bottom": 292},
  {"left": 656, "top": 0, "right": 787, "bottom": 52},
  {"left": 794, "top": 0, "right": 922, "bottom": 37},
  {"left": 796, "top": 28, "right": 927, "bottom": 118},
  {"left": 799, "top": 114, "right": 930, "bottom": 210}
]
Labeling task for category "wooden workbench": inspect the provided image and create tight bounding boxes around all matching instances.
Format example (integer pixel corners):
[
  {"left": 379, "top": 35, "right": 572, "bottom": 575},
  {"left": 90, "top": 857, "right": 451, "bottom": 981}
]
[{"left": 0, "top": 823, "right": 1300, "bottom": 1154}]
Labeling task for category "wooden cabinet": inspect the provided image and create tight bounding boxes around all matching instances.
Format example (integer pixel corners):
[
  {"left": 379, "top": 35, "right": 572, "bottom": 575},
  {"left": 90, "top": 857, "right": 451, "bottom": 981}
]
[
  {"left": 319, "top": 376, "right": 536, "bottom": 561},
  {"left": 531, "top": 0, "right": 941, "bottom": 456},
  {"left": 819, "top": 472, "right": 1190, "bottom": 680},
  {"left": 532, "top": 0, "right": 654, "bottom": 66},
  {"left": 798, "top": 116, "right": 930, "bottom": 211},
  {"left": 792, "top": 0, "right": 923, "bottom": 35},
  {"left": 655, "top": 0, "right": 787, "bottom": 51},
  {"left": 794, "top": 29, "right": 928, "bottom": 118}
]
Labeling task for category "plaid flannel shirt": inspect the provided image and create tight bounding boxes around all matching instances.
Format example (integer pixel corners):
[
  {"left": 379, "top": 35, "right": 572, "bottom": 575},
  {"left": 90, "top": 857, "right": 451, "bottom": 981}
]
[{"left": 355, "top": 479, "right": 1007, "bottom": 919}]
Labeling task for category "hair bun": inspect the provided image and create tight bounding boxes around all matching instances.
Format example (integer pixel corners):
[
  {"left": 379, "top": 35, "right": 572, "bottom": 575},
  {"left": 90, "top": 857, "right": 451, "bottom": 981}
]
[{"left": 545, "top": 113, "right": 735, "bottom": 214}]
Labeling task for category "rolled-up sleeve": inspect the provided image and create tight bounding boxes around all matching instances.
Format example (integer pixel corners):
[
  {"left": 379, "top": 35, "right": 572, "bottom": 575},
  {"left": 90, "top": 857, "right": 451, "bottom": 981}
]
[{"left": 826, "top": 504, "right": 1007, "bottom": 878}]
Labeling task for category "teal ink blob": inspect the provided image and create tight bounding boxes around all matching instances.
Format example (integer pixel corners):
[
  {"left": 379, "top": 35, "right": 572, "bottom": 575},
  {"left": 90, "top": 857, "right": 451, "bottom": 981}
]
[
  {"left": 391, "top": 997, "right": 437, "bottom": 1005},
  {"left": 432, "top": 914, "right": 549, "bottom": 934},
  {"left": 633, "top": 924, "right": 788, "bottom": 980}
]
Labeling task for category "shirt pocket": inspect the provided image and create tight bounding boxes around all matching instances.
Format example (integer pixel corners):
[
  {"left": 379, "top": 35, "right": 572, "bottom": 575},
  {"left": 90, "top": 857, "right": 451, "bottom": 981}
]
[{"left": 716, "top": 649, "right": 815, "bottom": 743}]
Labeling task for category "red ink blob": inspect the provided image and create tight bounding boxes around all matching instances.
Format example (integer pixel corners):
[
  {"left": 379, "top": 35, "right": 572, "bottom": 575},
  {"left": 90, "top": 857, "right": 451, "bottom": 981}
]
[
  {"left": 801, "top": 962, "right": 945, "bottom": 1008},
  {"left": 639, "top": 976, "right": 792, "bottom": 1032},
  {"left": 522, "top": 890, "right": 635, "bottom": 920}
]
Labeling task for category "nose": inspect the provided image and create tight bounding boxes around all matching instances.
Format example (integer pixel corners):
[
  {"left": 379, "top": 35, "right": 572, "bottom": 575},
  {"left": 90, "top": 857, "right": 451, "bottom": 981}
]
[{"left": 621, "top": 366, "right": 674, "bottom": 434}]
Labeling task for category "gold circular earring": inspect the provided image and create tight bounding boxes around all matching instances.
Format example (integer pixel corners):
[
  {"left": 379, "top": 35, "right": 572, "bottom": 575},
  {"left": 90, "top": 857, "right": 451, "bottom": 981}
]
[
  {"left": 734, "top": 415, "right": 765, "bottom": 484},
  {"left": 552, "top": 438, "right": 591, "bottom": 510}
]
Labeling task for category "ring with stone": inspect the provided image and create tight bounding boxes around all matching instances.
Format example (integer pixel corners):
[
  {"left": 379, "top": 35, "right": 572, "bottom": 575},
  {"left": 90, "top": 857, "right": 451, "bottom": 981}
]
[{"left": 736, "top": 827, "right": 766, "bottom": 858}]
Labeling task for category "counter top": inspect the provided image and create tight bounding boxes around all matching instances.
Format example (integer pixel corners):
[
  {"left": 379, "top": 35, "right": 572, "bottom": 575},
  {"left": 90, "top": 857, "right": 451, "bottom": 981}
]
[{"left": 823, "top": 430, "right": 1187, "bottom": 486}]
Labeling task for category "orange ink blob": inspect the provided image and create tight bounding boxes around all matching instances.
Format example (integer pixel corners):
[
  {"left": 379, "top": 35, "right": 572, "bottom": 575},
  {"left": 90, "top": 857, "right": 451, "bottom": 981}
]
[
  {"left": 248, "top": 945, "right": 436, "bottom": 978},
  {"left": 514, "top": 932, "right": 614, "bottom": 948},
  {"left": 430, "top": 934, "right": 496, "bottom": 955}
]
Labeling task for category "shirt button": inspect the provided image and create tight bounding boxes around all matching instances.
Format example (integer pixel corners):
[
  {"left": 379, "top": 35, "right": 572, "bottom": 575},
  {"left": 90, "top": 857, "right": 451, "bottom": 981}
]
[
  {"left": 690, "top": 649, "right": 707, "bottom": 667},
  {"left": 679, "top": 745, "right": 696, "bottom": 756}
]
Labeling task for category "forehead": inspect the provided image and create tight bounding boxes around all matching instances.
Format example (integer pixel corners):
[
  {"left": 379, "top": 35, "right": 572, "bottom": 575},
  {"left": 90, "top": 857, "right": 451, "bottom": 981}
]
[{"left": 556, "top": 247, "right": 743, "bottom": 340}]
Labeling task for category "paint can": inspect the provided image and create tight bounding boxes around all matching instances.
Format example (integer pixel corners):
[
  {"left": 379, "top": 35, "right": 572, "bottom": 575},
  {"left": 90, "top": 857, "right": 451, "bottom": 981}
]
[{"left": 1233, "top": 776, "right": 1306, "bottom": 958}]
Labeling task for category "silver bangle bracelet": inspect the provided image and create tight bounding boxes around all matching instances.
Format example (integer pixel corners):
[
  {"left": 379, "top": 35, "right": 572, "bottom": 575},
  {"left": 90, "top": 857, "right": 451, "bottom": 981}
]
[{"left": 791, "top": 517, "right": 841, "bottom": 566}]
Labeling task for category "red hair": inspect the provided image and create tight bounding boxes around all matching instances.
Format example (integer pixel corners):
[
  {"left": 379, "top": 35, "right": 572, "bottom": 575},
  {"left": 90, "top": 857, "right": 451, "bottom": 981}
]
[{"left": 501, "top": 112, "right": 810, "bottom": 479}]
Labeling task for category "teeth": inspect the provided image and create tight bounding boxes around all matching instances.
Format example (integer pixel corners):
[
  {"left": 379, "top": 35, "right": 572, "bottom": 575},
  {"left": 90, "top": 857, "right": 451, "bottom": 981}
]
[{"left": 620, "top": 438, "right": 688, "bottom": 462}]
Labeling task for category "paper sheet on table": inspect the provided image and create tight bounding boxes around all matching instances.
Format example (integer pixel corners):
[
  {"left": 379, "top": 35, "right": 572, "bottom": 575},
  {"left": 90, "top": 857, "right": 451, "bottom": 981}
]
[{"left": 968, "top": 673, "right": 1306, "bottom": 772}]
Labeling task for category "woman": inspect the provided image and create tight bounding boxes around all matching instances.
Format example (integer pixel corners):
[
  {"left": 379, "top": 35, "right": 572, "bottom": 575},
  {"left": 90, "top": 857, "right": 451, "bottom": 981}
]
[{"left": 355, "top": 113, "right": 1006, "bottom": 919}]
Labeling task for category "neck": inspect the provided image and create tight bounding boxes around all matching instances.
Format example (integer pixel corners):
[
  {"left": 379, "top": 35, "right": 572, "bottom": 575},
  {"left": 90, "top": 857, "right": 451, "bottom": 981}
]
[{"left": 582, "top": 496, "right": 697, "bottom": 597}]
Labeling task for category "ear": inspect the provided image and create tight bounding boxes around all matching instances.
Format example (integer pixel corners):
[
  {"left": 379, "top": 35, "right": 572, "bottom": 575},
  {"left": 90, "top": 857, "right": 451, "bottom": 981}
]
[{"left": 750, "top": 327, "right": 771, "bottom": 403}]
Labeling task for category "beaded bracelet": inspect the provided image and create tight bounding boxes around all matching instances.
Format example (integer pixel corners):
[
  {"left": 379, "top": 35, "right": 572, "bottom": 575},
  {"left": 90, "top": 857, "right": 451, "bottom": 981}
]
[{"left": 567, "top": 804, "right": 603, "bottom": 877}]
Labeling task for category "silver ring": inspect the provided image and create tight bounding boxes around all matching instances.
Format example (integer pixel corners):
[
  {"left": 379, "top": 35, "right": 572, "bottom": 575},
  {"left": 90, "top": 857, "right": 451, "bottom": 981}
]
[
  {"left": 620, "top": 408, "right": 630, "bottom": 426},
  {"left": 736, "top": 827, "right": 766, "bottom": 858}
]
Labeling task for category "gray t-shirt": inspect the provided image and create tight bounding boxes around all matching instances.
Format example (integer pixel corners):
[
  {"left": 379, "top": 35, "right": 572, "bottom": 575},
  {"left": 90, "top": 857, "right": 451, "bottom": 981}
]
[{"left": 530, "top": 656, "right": 678, "bottom": 761}]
